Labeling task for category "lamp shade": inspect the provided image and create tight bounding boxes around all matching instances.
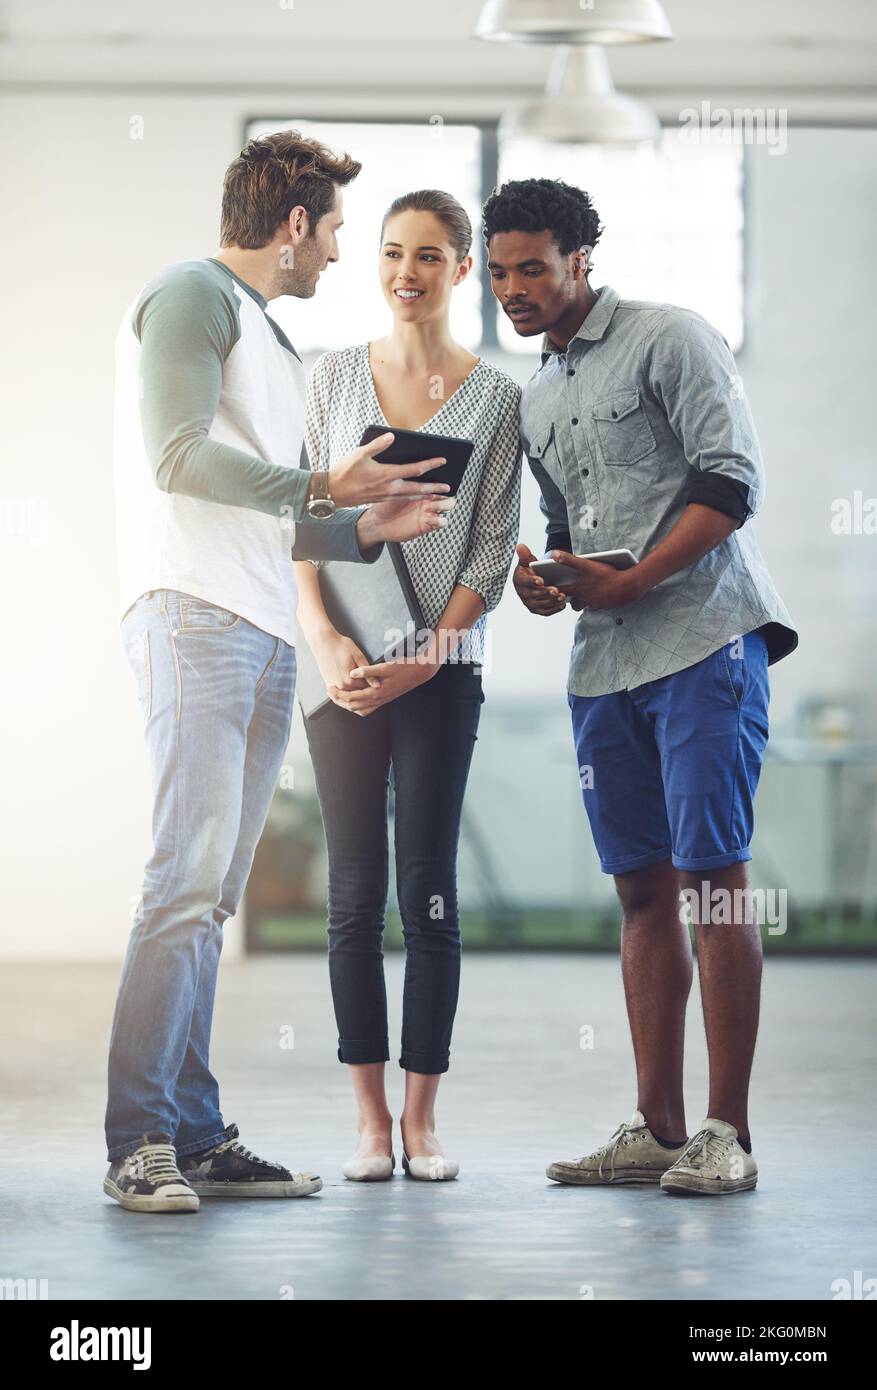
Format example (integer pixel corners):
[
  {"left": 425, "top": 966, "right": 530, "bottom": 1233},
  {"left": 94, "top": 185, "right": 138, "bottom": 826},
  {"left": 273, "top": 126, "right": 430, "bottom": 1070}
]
[
  {"left": 499, "top": 45, "right": 660, "bottom": 144},
  {"left": 475, "top": 0, "right": 673, "bottom": 45}
]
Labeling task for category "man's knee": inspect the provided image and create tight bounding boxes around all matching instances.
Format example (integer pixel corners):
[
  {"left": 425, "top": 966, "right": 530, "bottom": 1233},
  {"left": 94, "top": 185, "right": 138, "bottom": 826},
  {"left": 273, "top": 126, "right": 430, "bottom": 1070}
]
[
  {"left": 140, "top": 825, "right": 237, "bottom": 922},
  {"left": 614, "top": 859, "right": 677, "bottom": 920}
]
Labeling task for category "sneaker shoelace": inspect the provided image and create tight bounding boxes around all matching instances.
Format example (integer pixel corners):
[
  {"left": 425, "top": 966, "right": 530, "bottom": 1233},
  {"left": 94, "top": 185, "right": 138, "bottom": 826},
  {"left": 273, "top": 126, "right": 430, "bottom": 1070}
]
[
  {"left": 141, "top": 1143, "right": 185, "bottom": 1186},
  {"left": 677, "top": 1129, "right": 731, "bottom": 1168},
  {"left": 590, "top": 1123, "right": 640, "bottom": 1180},
  {"left": 213, "top": 1138, "right": 274, "bottom": 1169}
]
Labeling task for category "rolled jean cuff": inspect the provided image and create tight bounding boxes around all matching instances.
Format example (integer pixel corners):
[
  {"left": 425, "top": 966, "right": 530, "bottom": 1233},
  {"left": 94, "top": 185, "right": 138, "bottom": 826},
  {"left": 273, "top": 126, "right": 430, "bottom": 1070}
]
[
  {"left": 672, "top": 848, "right": 753, "bottom": 872},
  {"left": 106, "top": 1136, "right": 167, "bottom": 1162},
  {"left": 399, "top": 1051, "right": 450, "bottom": 1075},
  {"left": 105, "top": 1123, "right": 232, "bottom": 1163},
  {"left": 174, "top": 1122, "right": 237, "bottom": 1158},
  {"left": 338, "top": 1039, "right": 390, "bottom": 1065}
]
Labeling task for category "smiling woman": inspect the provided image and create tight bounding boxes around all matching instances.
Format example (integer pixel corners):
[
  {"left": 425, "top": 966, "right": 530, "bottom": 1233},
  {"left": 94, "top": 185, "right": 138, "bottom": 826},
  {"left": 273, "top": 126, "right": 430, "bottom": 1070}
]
[{"left": 287, "top": 169, "right": 524, "bottom": 1180}]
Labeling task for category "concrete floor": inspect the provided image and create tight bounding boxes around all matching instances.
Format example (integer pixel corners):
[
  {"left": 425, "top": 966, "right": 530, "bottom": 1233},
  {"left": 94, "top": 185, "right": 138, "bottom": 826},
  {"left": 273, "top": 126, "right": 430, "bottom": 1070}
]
[{"left": 1, "top": 954, "right": 874, "bottom": 1301}]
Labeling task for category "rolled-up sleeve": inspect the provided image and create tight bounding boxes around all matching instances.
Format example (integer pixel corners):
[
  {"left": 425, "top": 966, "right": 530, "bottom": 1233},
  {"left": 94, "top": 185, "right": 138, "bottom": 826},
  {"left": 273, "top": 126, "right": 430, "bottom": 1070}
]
[
  {"left": 644, "top": 310, "right": 764, "bottom": 523},
  {"left": 456, "top": 385, "right": 523, "bottom": 612}
]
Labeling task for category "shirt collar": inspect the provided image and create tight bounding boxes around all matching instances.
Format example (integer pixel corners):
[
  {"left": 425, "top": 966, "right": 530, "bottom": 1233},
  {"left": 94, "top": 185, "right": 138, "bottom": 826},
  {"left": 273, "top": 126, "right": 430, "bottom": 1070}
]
[{"left": 539, "top": 284, "right": 621, "bottom": 364}]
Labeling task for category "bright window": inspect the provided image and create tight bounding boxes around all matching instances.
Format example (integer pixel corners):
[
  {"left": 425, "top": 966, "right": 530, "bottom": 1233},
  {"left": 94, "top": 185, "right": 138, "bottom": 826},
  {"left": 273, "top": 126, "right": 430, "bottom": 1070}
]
[
  {"left": 245, "top": 120, "right": 745, "bottom": 355},
  {"left": 498, "top": 130, "right": 744, "bottom": 351}
]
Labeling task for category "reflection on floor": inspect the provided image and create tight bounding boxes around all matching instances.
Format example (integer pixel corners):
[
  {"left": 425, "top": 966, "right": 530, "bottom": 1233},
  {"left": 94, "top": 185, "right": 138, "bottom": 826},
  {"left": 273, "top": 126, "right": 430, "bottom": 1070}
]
[{"left": 1, "top": 955, "right": 874, "bottom": 1301}]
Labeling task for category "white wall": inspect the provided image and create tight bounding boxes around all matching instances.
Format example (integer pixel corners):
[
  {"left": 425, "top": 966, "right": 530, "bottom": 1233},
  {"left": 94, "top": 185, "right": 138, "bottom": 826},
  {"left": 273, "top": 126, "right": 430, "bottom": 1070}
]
[{"left": 0, "top": 91, "right": 873, "bottom": 958}]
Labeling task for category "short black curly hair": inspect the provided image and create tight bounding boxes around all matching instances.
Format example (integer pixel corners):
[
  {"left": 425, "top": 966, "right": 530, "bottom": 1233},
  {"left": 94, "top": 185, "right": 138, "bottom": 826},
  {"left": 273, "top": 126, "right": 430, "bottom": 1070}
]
[{"left": 482, "top": 177, "right": 603, "bottom": 257}]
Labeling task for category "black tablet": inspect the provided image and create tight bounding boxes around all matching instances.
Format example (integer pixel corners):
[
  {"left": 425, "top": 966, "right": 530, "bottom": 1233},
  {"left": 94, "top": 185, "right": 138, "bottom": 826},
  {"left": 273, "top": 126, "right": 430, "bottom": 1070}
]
[{"left": 359, "top": 424, "right": 475, "bottom": 497}]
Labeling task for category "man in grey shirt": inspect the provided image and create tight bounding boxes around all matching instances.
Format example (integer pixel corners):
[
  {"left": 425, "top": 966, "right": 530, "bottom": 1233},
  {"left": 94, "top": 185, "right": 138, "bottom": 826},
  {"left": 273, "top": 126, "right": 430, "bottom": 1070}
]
[{"left": 484, "top": 177, "right": 797, "bottom": 1196}]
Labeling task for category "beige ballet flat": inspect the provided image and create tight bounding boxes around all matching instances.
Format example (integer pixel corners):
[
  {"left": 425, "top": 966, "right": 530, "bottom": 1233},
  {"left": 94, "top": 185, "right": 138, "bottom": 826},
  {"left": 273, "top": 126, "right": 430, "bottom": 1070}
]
[
  {"left": 342, "top": 1151, "right": 395, "bottom": 1182},
  {"left": 401, "top": 1151, "right": 459, "bottom": 1181}
]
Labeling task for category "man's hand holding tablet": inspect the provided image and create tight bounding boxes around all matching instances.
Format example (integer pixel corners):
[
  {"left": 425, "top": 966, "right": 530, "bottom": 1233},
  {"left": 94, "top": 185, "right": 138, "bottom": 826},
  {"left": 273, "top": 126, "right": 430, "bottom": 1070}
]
[
  {"left": 358, "top": 424, "right": 475, "bottom": 497},
  {"left": 544, "top": 548, "right": 644, "bottom": 612},
  {"left": 328, "top": 430, "right": 451, "bottom": 506},
  {"left": 514, "top": 543, "right": 644, "bottom": 615}
]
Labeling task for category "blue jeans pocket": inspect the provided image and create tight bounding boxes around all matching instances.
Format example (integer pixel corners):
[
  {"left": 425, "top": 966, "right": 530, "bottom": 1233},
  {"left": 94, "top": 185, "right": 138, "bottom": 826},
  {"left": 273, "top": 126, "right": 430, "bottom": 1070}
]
[
  {"left": 177, "top": 594, "right": 241, "bottom": 631},
  {"left": 123, "top": 628, "right": 152, "bottom": 721}
]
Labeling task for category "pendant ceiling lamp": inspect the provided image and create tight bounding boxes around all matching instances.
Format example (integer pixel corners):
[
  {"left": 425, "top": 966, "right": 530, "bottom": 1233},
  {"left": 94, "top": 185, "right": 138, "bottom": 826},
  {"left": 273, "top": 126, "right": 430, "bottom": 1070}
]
[
  {"left": 499, "top": 44, "right": 660, "bottom": 144},
  {"left": 474, "top": 0, "right": 673, "bottom": 46}
]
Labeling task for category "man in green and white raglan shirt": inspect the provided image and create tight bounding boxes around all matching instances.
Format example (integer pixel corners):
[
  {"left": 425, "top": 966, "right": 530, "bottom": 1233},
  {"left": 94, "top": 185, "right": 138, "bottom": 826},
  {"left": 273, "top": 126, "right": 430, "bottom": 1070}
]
[{"left": 104, "top": 131, "right": 454, "bottom": 1214}]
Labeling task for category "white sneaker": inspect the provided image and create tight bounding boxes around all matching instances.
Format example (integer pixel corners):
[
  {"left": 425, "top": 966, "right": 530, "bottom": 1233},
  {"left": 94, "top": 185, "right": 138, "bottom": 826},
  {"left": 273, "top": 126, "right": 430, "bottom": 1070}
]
[
  {"left": 660, "top": 1117, "right": 757, "bottom": 1195},
  {"left": 547, "top": 1109, "right": 688, "bottom": 1185}
]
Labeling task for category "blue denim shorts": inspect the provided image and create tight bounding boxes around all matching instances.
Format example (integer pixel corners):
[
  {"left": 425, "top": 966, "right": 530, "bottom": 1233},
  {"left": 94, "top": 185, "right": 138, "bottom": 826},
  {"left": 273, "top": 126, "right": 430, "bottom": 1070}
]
[{"left": 568, "top": 631, "right": 770, "bottom": 875}]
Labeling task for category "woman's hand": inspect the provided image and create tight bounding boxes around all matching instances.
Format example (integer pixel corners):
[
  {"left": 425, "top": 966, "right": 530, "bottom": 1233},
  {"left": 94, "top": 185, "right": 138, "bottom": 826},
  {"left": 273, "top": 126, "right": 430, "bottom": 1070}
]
[
  {"left": 308, "top": 629, "right": 371, "bottom": 694},
  {"left": 329, "top": 655, "right": 438, "bottom": 716},
  {"left": 358, "top": 495, "right": 455, "bottom": 546}
]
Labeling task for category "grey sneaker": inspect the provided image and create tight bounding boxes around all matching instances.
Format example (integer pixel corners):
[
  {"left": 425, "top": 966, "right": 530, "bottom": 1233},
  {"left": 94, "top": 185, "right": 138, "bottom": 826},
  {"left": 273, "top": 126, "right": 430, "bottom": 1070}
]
[
  {"left": 660, "top": 1117, "right": 758, "bottom": 1195},
  {"left": 547, "top": 1109, "right": 688, "bottom": 1185},
  {"left": 104, "top": 1133, "right": 199, "bottom": 1213}
]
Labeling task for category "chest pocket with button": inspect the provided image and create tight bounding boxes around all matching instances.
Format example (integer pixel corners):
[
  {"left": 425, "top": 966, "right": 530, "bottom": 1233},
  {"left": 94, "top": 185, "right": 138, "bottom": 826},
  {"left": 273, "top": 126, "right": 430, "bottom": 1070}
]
[
  {"left": 526, "top": 421, "right": 567, "bottom": 496},
  {"left": 591, "top": 388, "right": 656, "bottom": 466}
]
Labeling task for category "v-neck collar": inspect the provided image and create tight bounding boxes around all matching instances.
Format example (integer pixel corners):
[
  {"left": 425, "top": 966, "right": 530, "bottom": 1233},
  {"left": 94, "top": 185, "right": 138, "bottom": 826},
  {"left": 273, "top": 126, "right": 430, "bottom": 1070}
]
[{"left": 361, "top": 342, "right": 484, "bottom": 432}]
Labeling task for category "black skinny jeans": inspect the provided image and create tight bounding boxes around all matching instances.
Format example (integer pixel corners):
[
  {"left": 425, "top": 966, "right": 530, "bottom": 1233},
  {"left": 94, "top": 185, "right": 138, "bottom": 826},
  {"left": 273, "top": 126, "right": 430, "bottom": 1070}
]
[{"left": 303, "top": 662, "right": 484, "bottom": 1074}]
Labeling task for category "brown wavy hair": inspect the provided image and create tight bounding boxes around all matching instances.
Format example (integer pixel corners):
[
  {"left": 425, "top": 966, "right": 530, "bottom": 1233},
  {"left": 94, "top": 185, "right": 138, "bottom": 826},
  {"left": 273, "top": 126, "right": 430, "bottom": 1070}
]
[{"left": 220, "top": 129, "right": 362, "bottom": 250}]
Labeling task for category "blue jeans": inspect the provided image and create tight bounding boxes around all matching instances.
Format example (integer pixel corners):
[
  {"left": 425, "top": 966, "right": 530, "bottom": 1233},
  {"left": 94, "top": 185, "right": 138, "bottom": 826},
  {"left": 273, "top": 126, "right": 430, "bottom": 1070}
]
[{"left": 105, "top": 590, "right": 296, "bottom": 1160}]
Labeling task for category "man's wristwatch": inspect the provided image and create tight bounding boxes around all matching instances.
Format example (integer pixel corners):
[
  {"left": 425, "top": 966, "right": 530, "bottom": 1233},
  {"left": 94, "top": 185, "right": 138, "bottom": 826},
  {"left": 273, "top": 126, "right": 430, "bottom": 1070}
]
[{"left": 306, "top": 471, "right": 336, "bottom": 520}]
